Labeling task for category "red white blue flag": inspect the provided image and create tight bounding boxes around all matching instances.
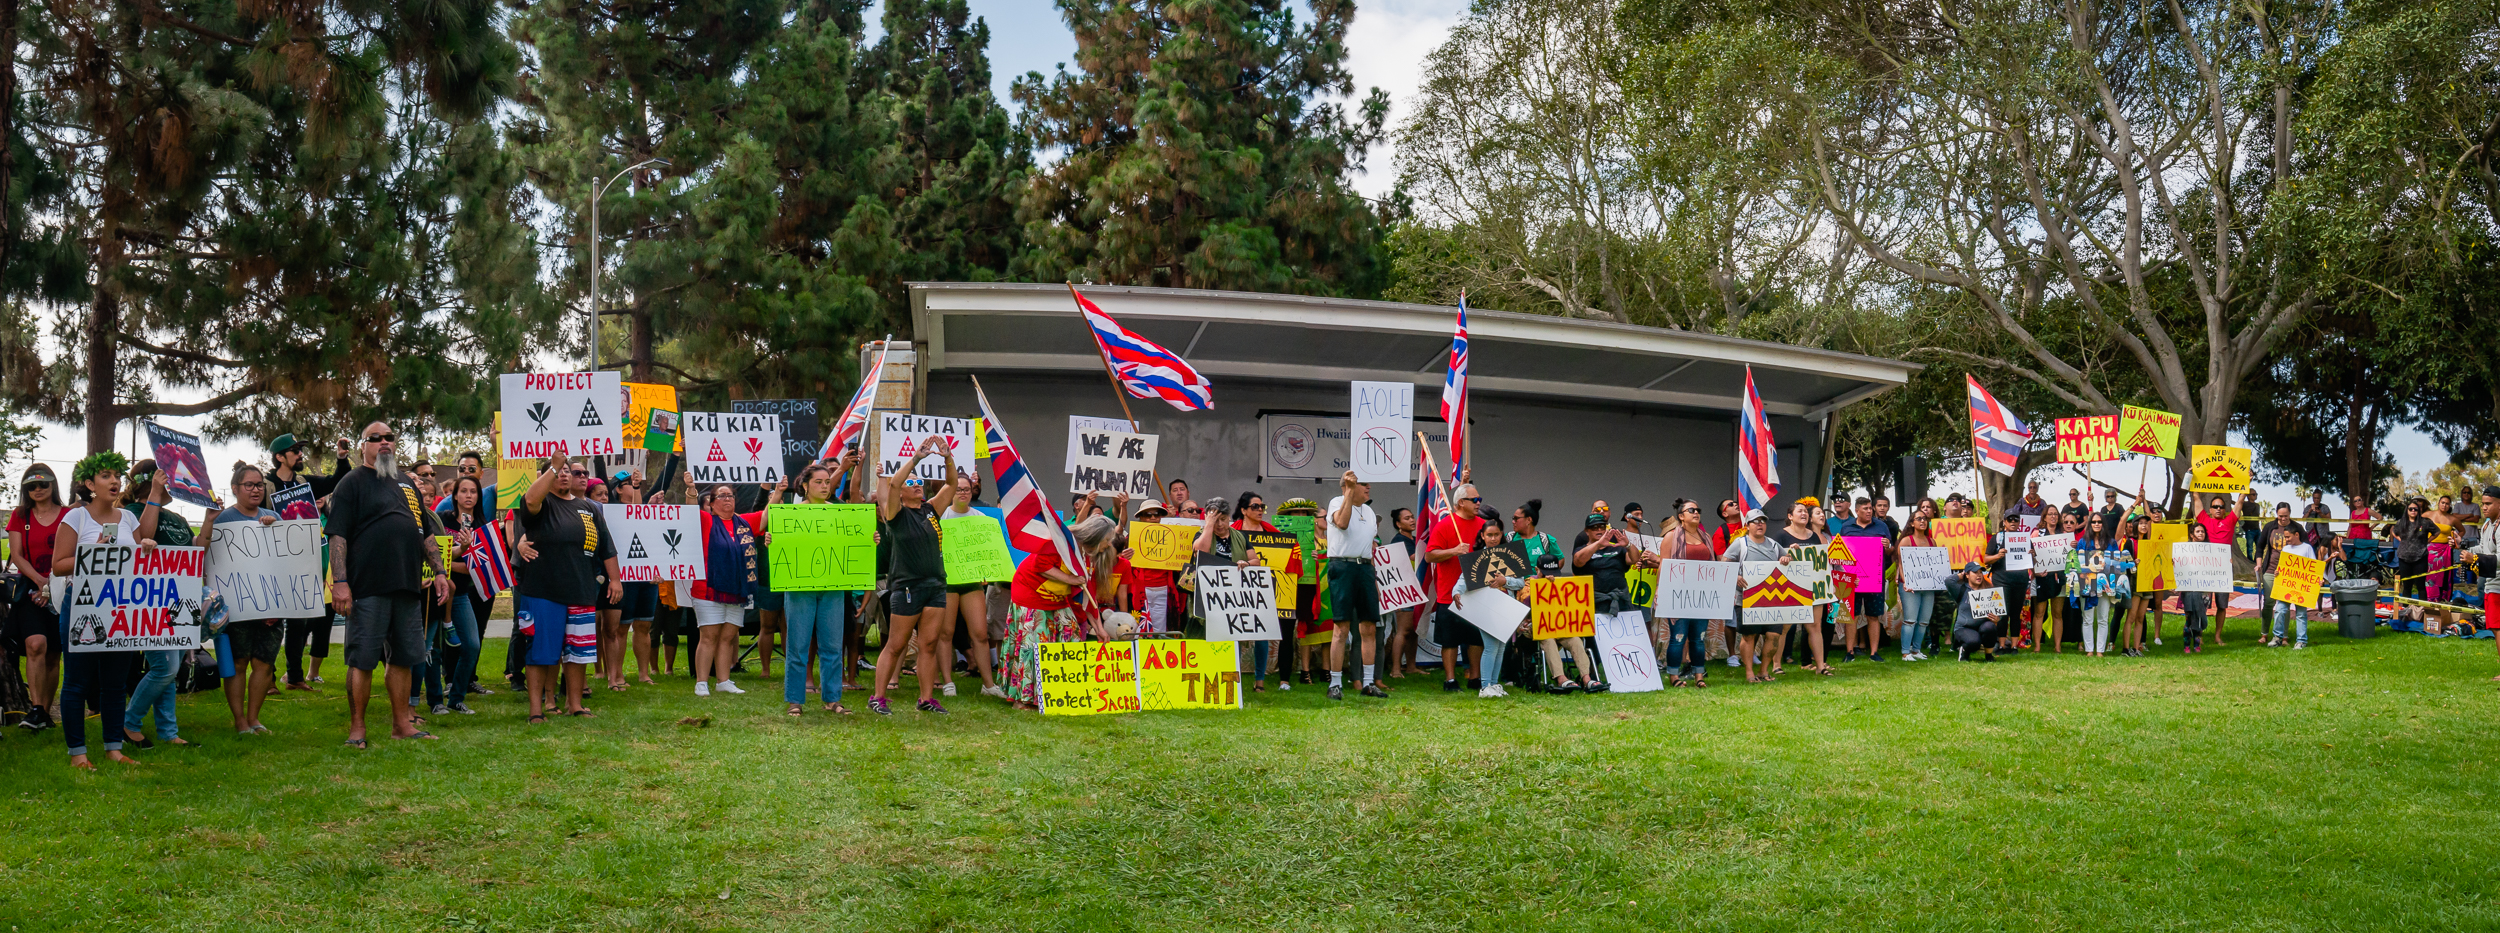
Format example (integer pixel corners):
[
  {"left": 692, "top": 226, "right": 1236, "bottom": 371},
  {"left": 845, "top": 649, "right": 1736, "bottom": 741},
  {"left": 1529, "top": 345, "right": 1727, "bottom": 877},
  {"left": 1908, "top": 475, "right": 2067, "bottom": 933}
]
[
  {"left": 1072, "top": 286, "right": 1214, "bottom": 412},
  {"left": 819, "top": 339, "right": 890, "bottom": 461},
  {"left": 975, "top": 380, "right": 1089, "bottom": 579},
  {"left": 1966, "top": 375, "right": 2031, "bottom": 476},
  {"left": 462, "top": 521, "right": 515, "bottom": 599},
  {"left": 1440, "top": 296, "right": 1470, "bottom": 483},
  {"left": 1737, "top": 366, "right": 1779, "bottom": 512}
]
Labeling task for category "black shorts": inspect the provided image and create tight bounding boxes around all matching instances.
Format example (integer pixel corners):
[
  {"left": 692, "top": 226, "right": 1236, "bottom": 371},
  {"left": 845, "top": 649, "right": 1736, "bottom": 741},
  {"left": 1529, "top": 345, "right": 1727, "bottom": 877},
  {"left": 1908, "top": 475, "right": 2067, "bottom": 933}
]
[
  {"left": 1432, "top": 603, "right": 1477, "bottom": 649},
  {"left": 887, "top": 582, "right": 946, "bottom": 617},
  {"left": 4, "top": 596, "right": 55, "bottom": 650},
  {"left": 947, "top": 582, "right": 984, "bottom": 595},
  {"left": 1852, "top": 592, "right": 1886, "bottom": 617},
  {"left": 1327, "top": 559, "right": 1381, "bottom": 623},
  {"left": 227, "top": 619, "right": 281, "bottom": 664},
  {"left": 344, "top": 594, "right": 426, "bottom": 671},
  {"left": 620, "top": 582, "right": 659, "bottom": 622}
]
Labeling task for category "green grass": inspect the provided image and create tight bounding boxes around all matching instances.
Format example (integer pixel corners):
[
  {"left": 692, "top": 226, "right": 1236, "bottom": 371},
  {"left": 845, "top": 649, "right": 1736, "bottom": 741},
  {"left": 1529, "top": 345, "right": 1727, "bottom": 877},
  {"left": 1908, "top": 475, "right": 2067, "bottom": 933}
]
[{"left": 4, "top": 629, "right": 2498, "bottom": 932}]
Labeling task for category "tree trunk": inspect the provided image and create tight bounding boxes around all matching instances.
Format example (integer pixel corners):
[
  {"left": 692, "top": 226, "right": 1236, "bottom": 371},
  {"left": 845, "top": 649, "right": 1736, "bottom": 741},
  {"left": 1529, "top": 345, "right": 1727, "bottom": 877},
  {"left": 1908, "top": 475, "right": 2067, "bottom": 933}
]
[
  {"left": 0, "top": 0, "right": 17, "bottom": 281},
  {"left": 82, "top": 285, "right": 118, "bottom": 453},
  {"left": 630, "top": 301, "right": 654, "bottom": 383}
]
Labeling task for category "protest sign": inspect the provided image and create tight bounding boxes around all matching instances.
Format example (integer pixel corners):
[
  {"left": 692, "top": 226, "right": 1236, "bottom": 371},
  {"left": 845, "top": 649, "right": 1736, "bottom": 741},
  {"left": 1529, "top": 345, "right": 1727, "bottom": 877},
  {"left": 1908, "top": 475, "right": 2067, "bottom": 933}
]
[
  {"left": 1654, "top": 559, "right": 1738, "bottom": 620},
  {"left": 1934, "top": 517, "right": 1989, "bottom": 569},
  {"left": 1900, "top": 547, "right": 1952, "bottom": 591},
  {"left": 1137, "top": 639, "right": 1242, "bottom": 710},
  {"left": 143, "top": 421, "right": 217, "bottom": 508},
  {"left": 2137, "top": 522, "right": 2188, "bottom": 590},
  {"left": 764, "top": 503, "right": 876, "bottom": 591},
  {"left": 1069, "top": 427, "right": 1160, "bottom": 496},
  {"left": 941, "top": 512, "right": 1015, "bottom": 584},
  {"left": 732, "top": 398, "right": 820, "bottom": 479},
  {"left": 1452, "top": 584, "right": 1531, "bottom": 639},
  {"left": 1374, "top": 542, "right": 1429, "bottom": 613},
  {"left": 877, "top": 413, "right": 977, "bottom": 480},
  {"left": 1833, "top": 536, "right": 1888, "bottom": 593},
  {"left": 2003, "top": 531, "right": 2032, "bottom": 571},
  {"left": 63, "top": 545, "right": 205, "bottom": 652},
  {"left": 2031, "top": 532, "right": 2073, "bottom": 570},
  {"left": 624, "top": 382, "right": 681, "bottom": 453},
  {"left": 2270, "top": 551, "right": 2326, "bottom": 606},
  {"left": 1241, "top": 529, "right": 1300, "bottom": 610},
  {"left": 1063, "top": 415, "right": 1134, "bottom": 473},
  {"left": 1592, "top": 611, "right": 1663, "bottom": 692},
  {"left": 609, "top": 504, "right": 704, "bottom": 582},
  {"left": 204, "top": 519, "right": 324, "bottom": 621},
  {"left": 1738, "top": 562, "right": 1814, "bottom": 626},
  {"left": 1128, "top": 521, "right": 1193, "bottom": 571},
  {"left": 1783, "top": 545, "right": 1834, "bottom": 604},
  {"left": 1039, "top": 640, "right": 1139, "bottom": 716},
  {"left": 2119, "top": 404, "right": 2182, "bottom": 458},
  {"left": 1198, "top": 565, "right": 1280, "bottom": 641},
  {"left": 683, "top": 411, "right": 785, "bottom": 485},
  {"left": 1273, "top": 514, "right": 1320, "bottom": 582},
  {"left": 2172, "top": 541, "right": 2233, "bottom": 593},
  {"left": 2055, "top": 414, "right": 2122, "bottom": 463},
  {"left": 2187, "top": 445, "right": 2253, "bottom": 494},
  {"left": 1528, "top": 575, "right": 1597, "bottom": 639},
  {"left": 1969, "top": 586, "right": 2007, "bottom": 617},
  {"left": 1465, "top": 541, "right": 1531, "bottom": 589},
  {"left": 1349, "top": 381, "right": 1414, "bottom": 484},
  {"left": 500, "top": 371, "right": 624, "bottom": 459},
  {"left": 1628, "top": 567, "right": 1657, "bottom": 611}
]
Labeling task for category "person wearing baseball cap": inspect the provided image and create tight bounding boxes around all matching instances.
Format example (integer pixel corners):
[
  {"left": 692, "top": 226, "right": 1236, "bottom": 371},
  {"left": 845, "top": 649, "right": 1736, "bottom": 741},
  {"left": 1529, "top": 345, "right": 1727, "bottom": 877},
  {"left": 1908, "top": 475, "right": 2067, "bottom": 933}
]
[
  {"left": 1952, "top": 561, "right": 2004, "bottom": 662},
  {"left": 266, "top": 432, "right": 352, "bottom": 691}
]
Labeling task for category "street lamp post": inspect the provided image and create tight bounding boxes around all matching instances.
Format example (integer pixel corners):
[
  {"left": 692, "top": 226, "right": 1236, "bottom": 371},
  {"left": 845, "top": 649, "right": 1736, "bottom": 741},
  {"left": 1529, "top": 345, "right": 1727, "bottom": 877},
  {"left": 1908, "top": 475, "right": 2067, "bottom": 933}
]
[{"left": 588, "top": 158, "right": 668, "bottom": 372}]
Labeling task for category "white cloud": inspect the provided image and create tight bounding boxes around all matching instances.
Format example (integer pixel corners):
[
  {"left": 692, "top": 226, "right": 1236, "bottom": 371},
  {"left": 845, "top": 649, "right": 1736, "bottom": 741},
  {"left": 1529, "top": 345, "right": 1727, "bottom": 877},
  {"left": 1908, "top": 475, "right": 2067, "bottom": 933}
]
[{"left": 1338, "top": 0, "right": 1468, "bottom": 199}]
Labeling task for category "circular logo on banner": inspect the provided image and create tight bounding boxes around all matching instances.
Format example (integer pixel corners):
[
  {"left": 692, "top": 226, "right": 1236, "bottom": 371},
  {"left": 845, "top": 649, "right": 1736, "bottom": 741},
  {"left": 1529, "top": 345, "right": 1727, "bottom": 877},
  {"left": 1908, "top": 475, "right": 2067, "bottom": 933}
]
[{"left": 1270, "top": 422, "right": 1315, "bottom": 470}]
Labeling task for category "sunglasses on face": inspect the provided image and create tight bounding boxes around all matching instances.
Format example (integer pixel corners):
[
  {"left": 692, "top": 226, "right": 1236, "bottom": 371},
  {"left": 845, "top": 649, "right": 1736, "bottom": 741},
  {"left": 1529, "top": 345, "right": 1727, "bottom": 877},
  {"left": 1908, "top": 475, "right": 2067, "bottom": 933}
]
[
  {"left": 24, "top": 480, "right": 51, "bottom": 490},
  {"left": 364, "top": 433, "right": 396, "bottom": 444},
  {"left": 1463, "top": 497, "right": 1484, "bottom": 504},
  {"left": 1244, "top": 503, "right": 1265, "bottom": 511},
  {"left": 1681, "top": 507, "right": 1701, "bottom": 514}
]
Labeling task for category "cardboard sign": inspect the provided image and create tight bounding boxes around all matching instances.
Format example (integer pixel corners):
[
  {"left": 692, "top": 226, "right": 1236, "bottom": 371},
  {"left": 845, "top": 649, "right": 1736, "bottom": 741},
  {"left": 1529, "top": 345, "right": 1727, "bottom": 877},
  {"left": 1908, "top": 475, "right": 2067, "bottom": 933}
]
[
  {"left": 1783, "top": 545, "right": 1834, "bottom": 604},
  {"left": 1198, "top": 565, "right": 1280, "bottom": 641},
  {"left": 1349, "top": 381, "right": 1415, "bottom": 483},
  {"left": 1528, "top": 575, "right": 1596, "bottom": 639},
  {"left": 1136, "top": 639, "right": 1242, "bottom": 710},
  {"left": 1274, "top": 514, "right": 1320, "bottom": 582},
  {"left": 1127, "top": 521, "right": 1193, "bottom": 571},
  {"left": 63, "top": 545, "right": 205, "bottom": 652},
  {"left": 1069, "top": 428, "right": 1159, "bottom": 496},
  {"left": 1374, "top": 542, "right": 1429, "bottom": 613},
  {"left": 1900, "top": 546, "right": 1952, "bottom": 591},
  {"left": 877, "top": 413, "right": 976, "bottom": 480},
  {"left": 609, "top": 503, "right": 705, "bottom": 582},
  {"left": 204, "top": 519, "right": 324, "bottom": 621},
  {"left": 1833, "top": 536, "right": 1887, "bottom": 592},
  {"left": 1654, "top": 559, "right": 1738, "bottom": 620},
  {"left": 1934, "top": 517, "right": 1989, "bottom": 569},
  {"left": 500, "top": 371, "right": 624, "bottom": 459},
  {"left": 2137, "top": 522, "right": 2188, "bottom": 590},
  {"left": 683, "top": 411, "right": 785, "bottom": 485},
  {"left": 1063, "top": 415, "right": 1135, "bottom": 473},
  {"left": 1969, "top": 586, "right": 2008, "bottom": 617},
  {"left": 764, "top": 503, "right": 876, "bottom": 591},
  {"left": 1591, "top": 611, "right": 1663, "bottom": 692},
  {"left": 1039, "top": 640, "right": 1139, "bottom": 716},
  {"left": 2031, "top": 532, "right": 2074, "bottom": 570},
  {"left": 1241, "top": 529, "right": 1300, "bottom": 611},
  {"left": 1738, "top": 562, "right": 1814, "bottom": 626},
  {"left": 2270, "top": 551, "right": 2326, "bottom": 606},
  {"left": 2187, "top": 445, "right": 2253, "bottom": 494},
  {"left": 1451, "top": 584, "right": 1531, "bottom": 639},
  {"left": 2003, "top": 531, "right": 2032, "bottom": 571},
  {"left": 2055, "top": 414, "right": 2122, "bottom": 463},
  {"left": 2172, "top": 541, "right": 2233, "bottom": 593},
  {"left": 2118, "top": 404, "right": 2182, "bottom": 458},
  {"left": 624, "top": 382, "right": 681, "bottom": 453},
  {"left": 732, "top": 398, "right": 821, "bottom": 479},
  {"left": 143, "top": 421, "right": 217, "bottom": 508},
  {"left": 941, "top": 513, "right": 1015, "bottom": 584}
]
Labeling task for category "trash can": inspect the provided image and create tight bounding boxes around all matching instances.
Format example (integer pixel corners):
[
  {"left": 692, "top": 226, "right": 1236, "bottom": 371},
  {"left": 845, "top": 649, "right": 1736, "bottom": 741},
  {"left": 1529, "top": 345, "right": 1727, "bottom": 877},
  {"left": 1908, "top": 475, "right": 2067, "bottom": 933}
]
[{"left": 2333, "top": 579, "right": 2380, "bottom": 639}]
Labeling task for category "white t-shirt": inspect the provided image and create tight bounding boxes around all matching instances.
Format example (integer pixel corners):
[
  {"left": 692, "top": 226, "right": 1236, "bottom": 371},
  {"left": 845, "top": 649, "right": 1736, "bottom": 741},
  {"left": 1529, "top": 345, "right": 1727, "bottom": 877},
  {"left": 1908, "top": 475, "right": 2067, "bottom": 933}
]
[
  {"left": 1324, "top": 497, "right": 1377, "bottom": 558},
  {"left": 62, "top": 505, "right": 142, "bottom": 547},
  {"left": 2280, "top": 543, "right": 2316, "bottom": 562}
]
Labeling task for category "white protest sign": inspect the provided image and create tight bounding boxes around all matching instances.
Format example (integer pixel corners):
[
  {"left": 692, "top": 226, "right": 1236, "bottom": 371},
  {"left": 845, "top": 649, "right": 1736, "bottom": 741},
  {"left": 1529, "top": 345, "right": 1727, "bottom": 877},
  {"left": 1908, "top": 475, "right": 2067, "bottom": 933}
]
[
  {"left": 2171, "top": 541, "right": 2233, "bottom": 593},
  {"left": 2019, "top": 513, "right": 2042, "bottom": 529},
  {"left": 1592, "top": 611, "right": 1663, "bottom": 692},
  {"left": 204, "top": 519, "right": 324, "bottom": 621},
  {"left": 1452, "top": 585, "right": 1530, "bottom": 639},
  {"left": 1654, "top": 559, "right": 1738, "bottom": 620},
  {"left": 1064, "top": 415, "right": 1134, "bottom": 473},
  {"left": 2031, "top": 532, "right": 2073, "bottom": 571},
  {"left": 1069, "top": 428, "right": 1160, "bottom": 496},
  {"left": 877, "top": 413, "right": 977, "bottom": 480},
  {"left": 1349, "top": 381, "right": 1414, "bottom": 484},
  {"left": 1900, "top": 546, "right": 1952, "bottom": 591},
  {"left": 63, "top": 545, "right": 205, "bottom": 652},
  {"left": 1198, "top": 564, "right": 1280, "bottom": 641},
  {"left": 1374, "top": 541, "right": 1429, "bottom": 613},
  {"left": 610, "top": 503, "right": 706, "bottom": 582},
  {"left": 2004, "top": 531, "right": 2033, "bottom": 571},
  {"left": 499, "top": 371, "right": 624, "bottom": 459},
  {"left": 1738, "top": 561, "right": 1815, "bottom": 626},
  {"left": 682, "top": 411, "right": 784, "bottom": 485},
  {"left": 1970, "top": 586, "right": 2008, "bottom": 617}
]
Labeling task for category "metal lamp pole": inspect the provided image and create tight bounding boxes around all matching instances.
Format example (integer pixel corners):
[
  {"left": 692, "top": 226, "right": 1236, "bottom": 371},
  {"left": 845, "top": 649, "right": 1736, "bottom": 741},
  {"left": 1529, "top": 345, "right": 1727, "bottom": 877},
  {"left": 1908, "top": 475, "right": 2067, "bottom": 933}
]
[{"left": 587, "top": 158, "right": 668, "bottom": 371}]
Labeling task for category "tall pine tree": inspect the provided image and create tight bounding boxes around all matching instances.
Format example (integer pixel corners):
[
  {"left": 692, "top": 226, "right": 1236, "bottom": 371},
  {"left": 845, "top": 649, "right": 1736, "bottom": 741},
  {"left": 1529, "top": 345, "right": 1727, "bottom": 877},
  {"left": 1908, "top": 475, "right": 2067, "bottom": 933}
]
[{"left": 859, "top": 0, "right": 1027, "bottom": 333}]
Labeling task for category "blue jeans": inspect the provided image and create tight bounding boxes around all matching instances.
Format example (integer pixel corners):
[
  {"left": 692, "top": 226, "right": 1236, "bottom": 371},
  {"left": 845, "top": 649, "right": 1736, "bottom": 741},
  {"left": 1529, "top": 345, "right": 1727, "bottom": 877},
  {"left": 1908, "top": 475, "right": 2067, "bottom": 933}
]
[
  {"left": 428, "top": 594, "right": 482, "bottom": 707},
  {"left": 124, "top": 649, "right": 181, "bottom": 740},
  {"left": 783, "top": 591, "right": 848, "bottom": 704},
  {"left": 2271, "top": 593, "right": 2307, "bottom": 643},
  {"left": 1248, "top": 640, "right": 1271, "bottom": 679},
  {"left": 1478, "top": 629, "right": 1507, "bottom": 686},
  {"left": 1664, "top": 619, "right": 1710, "bottom": 678},
  {"left": 1899, "top": 591, "right": 1938, "bottom": 655}
]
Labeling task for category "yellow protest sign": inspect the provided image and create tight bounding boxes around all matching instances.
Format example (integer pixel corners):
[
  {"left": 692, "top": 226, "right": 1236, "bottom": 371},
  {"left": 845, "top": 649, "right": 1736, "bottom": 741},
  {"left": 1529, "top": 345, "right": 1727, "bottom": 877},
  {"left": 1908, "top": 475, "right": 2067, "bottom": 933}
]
[
  {"left": 2270, "top": 551, "right": 2325, "bottom": 606},
  {"left": 1528, "top": 576, "right": 1596, "bottom": 640},
  {"left": 1128, "top": 521, "right": 1193, "bottom": 571},
  {"left": 2187, "top": 445, "right": 2252, "bottom": 494},
  {"left": 2136, "top": 522, "right": 2188, "bottom": 591},
  {"left": 624, "top": 382, "right": 681, "bottom": 453},
  {"left": 1135, "top": 639, "right": 1241, "bottom": 710},
  {"left": 1038, "top": 640, "right": 1139, "bottom": 715},
  {"left": 492, "top": 413, "right": 537, "bottom": 473},
  {"left": 420, "top": 535, "right": 455, "bottom": 581},
  {"left": 1933, "top": 518, "right": 1988, "bottom": 569},
  {"left": 2118, "top": 405, "right": 2182, "bottom": 458},
  {"left": 2055, "top": 415, "right": 2122, "bottom": 463}
]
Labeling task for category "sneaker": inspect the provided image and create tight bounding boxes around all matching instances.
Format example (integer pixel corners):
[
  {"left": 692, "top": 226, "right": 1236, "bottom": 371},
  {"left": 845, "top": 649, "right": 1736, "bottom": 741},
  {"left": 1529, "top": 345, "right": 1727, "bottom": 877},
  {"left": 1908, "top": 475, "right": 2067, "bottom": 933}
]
[
  {"left": 1278, "top": 682, "right": 1291, "bottom": 691},
  {"left": 1327, "top": 684, "right": 1344, "bottom": 700},
  {"left": 2153, "top": 637, "right": 2163, "bottom": 645},
  {"left": 868, "top": 697, "right": 892, "bottom": 715},
  {"left": 941, "top": 681, "right": 957, "bottom": 697},
  {"left": 2293, "top": 641, "right": 2306, "bottom": 650},
  {"left": 1467, "top": 678, "right": 1483, "bottom": 691},
  {"left": 715, "top": 681, "right": 745, "bottom": 695},
  {"left": 1442, "top": 679, "right": 1460, "bottom": 692},
  {"left": 694, "top": 682, "right": 712, "bottom": 697},
  {"left": 1868, "top": 653, "right": 1883, "bottom": 662},
  {"left": 917, "top": 699, "right": 949, "bottom": 714},
  {"left": 1726, "top": 656, "right": 1741, "bottom": 667},
  {"left": 469, "top": 685, "right": 494, "bottom": 696},
  {"left": 450, "top": 703, "right": 476, "bottom": 715},
  {"left": 1476, "top": 684, "right": 1500, "bottom": 698},
  {"left": 1359, "top": 683, "right": 1388, "bottom": 698},
  {"left": 981, "top": 683, "right": 1008, "bottom": 700},
  {"left": 431, "top": 704, "right": 450, "bottom": 716},
  {"left": 1491, "top": 684, "right": 1510, "bottom": 697}
]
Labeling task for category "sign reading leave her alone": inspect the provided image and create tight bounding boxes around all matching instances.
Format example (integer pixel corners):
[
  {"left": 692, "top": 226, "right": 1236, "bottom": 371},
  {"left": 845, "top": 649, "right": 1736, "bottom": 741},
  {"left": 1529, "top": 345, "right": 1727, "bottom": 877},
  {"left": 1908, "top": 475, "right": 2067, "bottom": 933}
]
[
  {"left": 143, "top": 421, "right": 218, "bottom": 509},
  {"left": 2055, "top": 414, "right": 2122, "bottom": 463},
  {"left": 1349, "top": 381, "right": 1415, "bottom": 484},
  {"left": 1593, "top": 611, "right": 1663, "bottom": 692},
  {"left": 1933, "top": 517, "right": 1989, "bottom": 569},
  {"left": 609, "top": 504, "right": 705, "bottom": 582},
  {"left": 500, "top": 371, "right": 624, "bottom": 459},
  {"left": 64, "top": 545, "right": 205, "bottom": 652},
  {"left": 1374, "top": 541, "right": 1429, "bottom": 613},
  {"left": 764, "top": 503, "right": 877, "bottom": 591},
  {"left": 1654, "top": 559, "right": 1738, "bottom": 620},
  {"left": 2270, "top": 550, "right": 2327, "bottom": 606},
  {"left": 1128, "top": 521, "right": 1193, "bottom": 571},
  {"left": 205, "top": 519, "right": 325, "bottom": 621},
  {"left": 2118, "top": 404, "right": 2182, "bottom": 458},
  {"left": 2172, "top": 541, "right": 2233, "bottom": 593},
  {"left": 1739, "top": 562, "right": 1814, "bottom": 626},
  {"left": 1069, "top": 428, "right": 1160, "bottom": 496},
  {"left": 878, "top": 413, "right": 977, "bottom": 480},
  {"left": 683, "top": 411, "right": 785, "bottom": 485},
  {"left": 1900, "top": 546, "right": 1952, "bottom": 591},
  {"left": 1136, "top": 639, "right": 1242, "bottom": 710},
  {"left": 1528, "top": 576, "right": 1597, "bottom": 640},
  {"left": 1039, "top": 640, "right": 1139, "bottom": 716},
  {"left": 1197, "top": 565, "right": 1279, "bottom": 642},
  {"left": 1969, "top": 586, "right": 2008, "bottom": 617},
  {"left": 941, "top": 513, "right": 1016, "bottom": 584}
]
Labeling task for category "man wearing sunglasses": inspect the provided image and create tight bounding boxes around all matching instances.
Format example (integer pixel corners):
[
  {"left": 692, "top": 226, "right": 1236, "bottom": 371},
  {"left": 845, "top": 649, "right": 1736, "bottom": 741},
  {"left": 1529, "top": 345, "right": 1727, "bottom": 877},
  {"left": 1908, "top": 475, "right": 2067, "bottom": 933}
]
[{"left": 326, "top": 423, "right": 452, "bottom": 746}]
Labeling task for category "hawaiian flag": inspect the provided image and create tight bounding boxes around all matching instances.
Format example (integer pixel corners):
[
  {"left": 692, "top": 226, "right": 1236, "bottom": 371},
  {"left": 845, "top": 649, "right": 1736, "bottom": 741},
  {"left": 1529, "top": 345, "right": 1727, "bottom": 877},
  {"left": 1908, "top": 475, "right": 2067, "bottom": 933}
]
[
  {"left": 1737, "top": 366, "right": 1779, "bottom": 512},
  {"left": 818, "top": 338, "right": 891, "bottom": 461},
  {"left": 1966, "top": 375, "right": 2032, "bottom": 476},
  {"left": 1416, "top": 431, "right": 1454, "bottom": 540},
  {"left": 975, "top": 379, "right": 1089, "bottom": 578},
  {"left": 1072, "top": 285, "right": 1214, "bottom": 412},
  {"left": 462, "top": 520, "right": 515, "bottom": 599},
  {"left": 1440, "top": 295, "right": 1470, "bottom": 483}
]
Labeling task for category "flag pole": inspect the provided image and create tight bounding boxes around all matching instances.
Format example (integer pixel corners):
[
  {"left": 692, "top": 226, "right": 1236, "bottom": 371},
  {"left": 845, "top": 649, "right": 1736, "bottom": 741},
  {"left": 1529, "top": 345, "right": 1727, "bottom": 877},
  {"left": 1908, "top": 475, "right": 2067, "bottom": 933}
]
[{"left": 1070, "top": 284, "right": 1169, "bottom": 505}]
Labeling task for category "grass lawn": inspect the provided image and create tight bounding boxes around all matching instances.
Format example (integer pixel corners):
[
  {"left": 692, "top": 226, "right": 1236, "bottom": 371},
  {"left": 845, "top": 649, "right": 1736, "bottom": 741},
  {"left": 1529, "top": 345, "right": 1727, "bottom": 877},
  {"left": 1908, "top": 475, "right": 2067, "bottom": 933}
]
[{"left": 3, "top": 627, "right": 2497, "bottom": 932}]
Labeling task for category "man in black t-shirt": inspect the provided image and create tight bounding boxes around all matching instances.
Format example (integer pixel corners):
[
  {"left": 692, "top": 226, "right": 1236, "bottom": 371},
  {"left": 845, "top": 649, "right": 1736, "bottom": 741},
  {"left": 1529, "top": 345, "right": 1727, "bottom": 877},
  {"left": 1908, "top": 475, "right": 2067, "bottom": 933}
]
[
  {"left": 514, "top": 453, "right": 621, "bottom": 720},
  {"left": 327, "top": 423, "right": 449, "bottom": 746}
]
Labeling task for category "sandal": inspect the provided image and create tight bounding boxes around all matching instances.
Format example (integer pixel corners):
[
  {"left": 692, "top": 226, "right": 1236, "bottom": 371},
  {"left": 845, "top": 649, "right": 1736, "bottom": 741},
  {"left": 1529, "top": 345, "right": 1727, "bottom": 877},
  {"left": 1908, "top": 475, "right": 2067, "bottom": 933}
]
[
  {"left": 527, "top": 714, "right": 548, "bottom": 724},
  {"left": 342, "top": 737, "right": 368, "bottom": 749},
  {"left": 787, "top": 704, "right": 805, "bottom": 717},
  {"left": 566, "top": 709, "right": 596, "bottom": 718},
  {"left": 1692, "top": 678, "right": 1708, "bottom": 688},
  {"left": 826, "top": 703, "right": 853, "bottom": 715},
  {"left": 395, "top": 730, "right": 438, "bottom": 740}
]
